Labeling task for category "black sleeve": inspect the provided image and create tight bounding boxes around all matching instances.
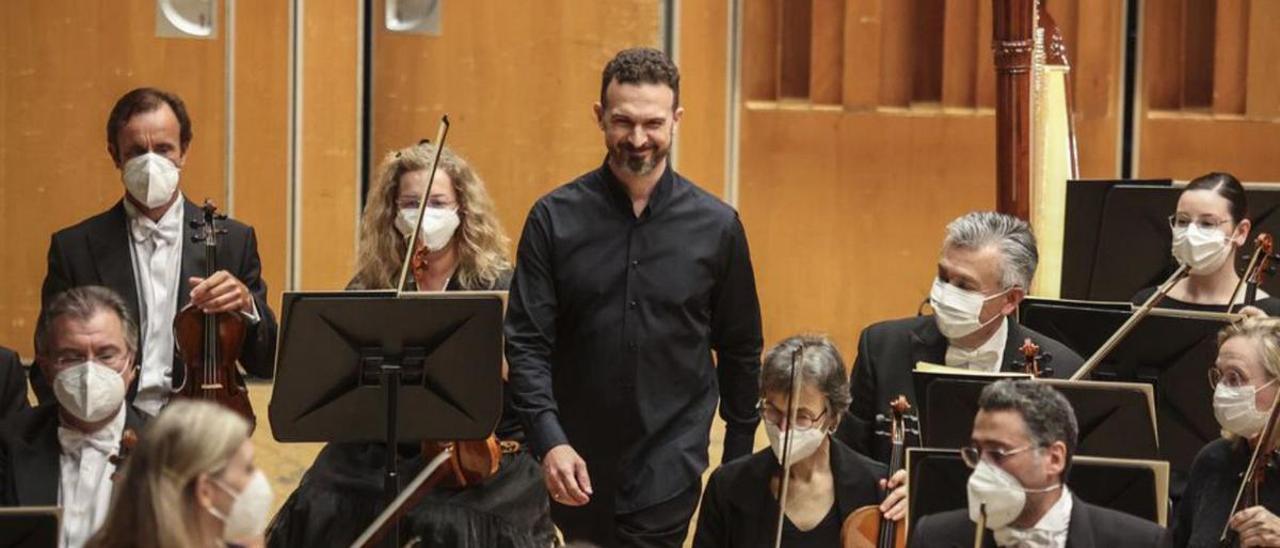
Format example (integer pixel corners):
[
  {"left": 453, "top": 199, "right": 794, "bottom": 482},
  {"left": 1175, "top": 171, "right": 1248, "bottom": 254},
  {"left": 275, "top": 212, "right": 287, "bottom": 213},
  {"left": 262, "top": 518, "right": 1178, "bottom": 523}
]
[
  {"left": 504, "top": 204, "right": 568, "bottom": 458},
  {"left": 836, "top": 326, "right": 877, "bottom": 456},
  {"left": 0, "top": 349, "right": 28, "bottom": 422},
  {"left": 235, "top": 227, "right": 278, "bottom": 379},
  {"left": 711, "top": 215, "right": 763, "bottom": 463},
  {"left": 1168, "top": 447, "right": 1209, "bottom": 548},
  {"left": 908, "top": 513, "right": 934, "bottom": 548},
  {"left": 691, "top": 468, "right": 729, "bottom": 548}
]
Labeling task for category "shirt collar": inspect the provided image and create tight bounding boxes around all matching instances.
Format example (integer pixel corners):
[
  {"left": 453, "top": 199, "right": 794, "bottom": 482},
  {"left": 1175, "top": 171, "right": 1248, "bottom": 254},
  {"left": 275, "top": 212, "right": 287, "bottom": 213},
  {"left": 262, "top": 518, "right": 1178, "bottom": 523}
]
[
  {"left": 1025, "top": 486, "right": 1073, "bottom": 532},
  {"left": 57, "top": 402, "right": 128, "bottom": 457},
  {"left": 945, "top": 317, "right": 1009, "bottom": 371},
  {"left": 123, "top": 194, "right": 185, "bottom": 241},
  {"left": 598, "top": 158, "right": 675, "bottom": 219}
]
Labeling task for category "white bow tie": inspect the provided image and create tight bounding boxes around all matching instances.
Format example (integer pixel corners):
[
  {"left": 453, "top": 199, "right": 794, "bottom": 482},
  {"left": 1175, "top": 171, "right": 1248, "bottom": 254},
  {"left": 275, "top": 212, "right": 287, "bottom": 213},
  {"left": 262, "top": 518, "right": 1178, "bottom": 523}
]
[
  {"left": 58, "top": 426, "right": 118, "bottom": 457},
  {"left": 130, "top": 216, "right": 180, "bottom": 246},
  {"left": 945, "top": 346, "right": 1001, "bottom": 370},
  {"left": 993, "top": 526, "right": 1065, "bottom": 548}
]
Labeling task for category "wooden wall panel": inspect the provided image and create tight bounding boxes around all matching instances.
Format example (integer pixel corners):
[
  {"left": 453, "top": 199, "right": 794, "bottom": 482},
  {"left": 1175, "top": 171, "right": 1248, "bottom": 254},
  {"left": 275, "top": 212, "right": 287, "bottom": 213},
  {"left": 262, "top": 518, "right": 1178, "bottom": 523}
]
[
  {"left": 1060, "top": 0, "right": 1125, "bottom": 178},
  {"left": 298, "top": 0, "right": 360, "bottom": 290},
  {"left": 1139, "top": 117, "right": 1280, "bottom": 180},
  {"left": 778, "top": 0, "right": 813, "bottom": 99},
  {"left": 941, "top": 0, "right": 979, "bottom": 108},
  {"left": 677, "top": 0, "right": 730, "bottom": 195},
  {"left": 232, "top": 0, "right": 291, "bottom": 315},
  {"left": 842, "top": 0, "right": 883, "bottom": 109},
  {"left": 1144, "top": 0, "right": 1185, "bottom": 111},
  {"left": 742, "top": 0, "right": 779, "bottom": 101},
  {"left": 370, "top": 1, "right": 661, "bottom": 260},
  {"left": 1212, "top": 0, "right": 1249, "bottom": 115},
  {"left": 810, "top": 0, "right": 846, "bottom": 105},
  {"left": 738, "top": 106, "right": 995, "bottom": 357},
  {"left": 1245, "top": 0, "right": 1280, "bottom": 118},
  {"left": 0, "top": 0, "right": 227, "bottom": 356},
  {"left": 878, "top": 0, "right": 915, "bottom": 106}
]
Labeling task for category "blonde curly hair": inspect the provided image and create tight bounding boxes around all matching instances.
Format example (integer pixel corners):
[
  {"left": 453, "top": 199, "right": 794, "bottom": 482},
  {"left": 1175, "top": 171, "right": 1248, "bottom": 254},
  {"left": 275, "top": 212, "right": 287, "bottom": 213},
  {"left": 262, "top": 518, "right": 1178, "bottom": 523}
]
[{"left": 352, "top": 142, "right": 511, "bottom": 290}]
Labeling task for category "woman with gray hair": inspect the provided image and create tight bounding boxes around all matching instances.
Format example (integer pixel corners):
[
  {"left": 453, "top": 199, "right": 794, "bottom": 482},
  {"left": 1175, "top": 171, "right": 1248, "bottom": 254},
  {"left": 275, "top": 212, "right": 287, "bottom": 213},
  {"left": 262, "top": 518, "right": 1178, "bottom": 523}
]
[{"left": 693, "top": 335, "right": 906, "bottom": 546}]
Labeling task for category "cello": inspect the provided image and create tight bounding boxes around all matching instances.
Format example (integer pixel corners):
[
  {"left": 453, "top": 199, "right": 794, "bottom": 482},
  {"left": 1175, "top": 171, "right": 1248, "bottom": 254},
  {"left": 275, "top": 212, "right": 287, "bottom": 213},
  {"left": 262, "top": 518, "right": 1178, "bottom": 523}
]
[
  {"left": 172, "top": 201, "right": 255, "bottom": 427},
  {"left": 840, "top": 396, "right": 915, "bottom": 548}
]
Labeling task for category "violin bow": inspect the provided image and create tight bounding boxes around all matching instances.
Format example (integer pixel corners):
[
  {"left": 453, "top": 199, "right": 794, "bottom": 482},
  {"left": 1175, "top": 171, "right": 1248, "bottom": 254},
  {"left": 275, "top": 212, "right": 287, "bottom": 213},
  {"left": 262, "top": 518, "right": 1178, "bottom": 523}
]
[{"left": 395, "top": 115, "right": 451, "bottom": 296}]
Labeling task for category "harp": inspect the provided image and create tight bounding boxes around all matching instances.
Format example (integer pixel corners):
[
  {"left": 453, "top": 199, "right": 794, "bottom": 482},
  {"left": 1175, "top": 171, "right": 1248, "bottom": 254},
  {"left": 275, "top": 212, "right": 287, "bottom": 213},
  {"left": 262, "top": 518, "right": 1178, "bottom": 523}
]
[{"left": 993, "top": 0, "right": 1078, "bottom": 297}]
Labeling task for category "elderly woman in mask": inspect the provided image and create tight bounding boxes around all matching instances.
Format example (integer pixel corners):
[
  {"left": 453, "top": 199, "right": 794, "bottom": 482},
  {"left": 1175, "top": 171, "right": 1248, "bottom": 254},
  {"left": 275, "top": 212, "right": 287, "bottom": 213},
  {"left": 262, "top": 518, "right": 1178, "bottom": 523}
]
[
  {"left": 1132, "top": 172, "right": 1280, "bottom": 316},
  {"left": 1170, "top": 317, "right": 1280, "bottom": 547},
  {"left": 267, "top": 142, "right": 555, "bottom": 547},
  {"left": 693, "top": 334, "right": 907, "bottom": 547}
]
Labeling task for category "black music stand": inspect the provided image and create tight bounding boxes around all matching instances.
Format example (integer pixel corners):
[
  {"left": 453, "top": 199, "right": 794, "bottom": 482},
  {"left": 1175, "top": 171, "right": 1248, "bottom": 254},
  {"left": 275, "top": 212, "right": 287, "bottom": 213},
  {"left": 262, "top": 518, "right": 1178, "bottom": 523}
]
[
  {"left": 0, "top": 507, "right": 60, "bottom": 548},
  {"left": 913, "top": 371, "right": 1158, "bottom": 461},
  {"left": 269, "top": 290, "right": 504, "bottom": 546},
  {"left": 1018, "top": 299, "right": 1236, "bottom": 482},
  {"left": 1061, "top": 179, "right": 1280, "bottom": 300},
  {"left": 906, "top": 448, "right": 1169, "bottom": 532}
]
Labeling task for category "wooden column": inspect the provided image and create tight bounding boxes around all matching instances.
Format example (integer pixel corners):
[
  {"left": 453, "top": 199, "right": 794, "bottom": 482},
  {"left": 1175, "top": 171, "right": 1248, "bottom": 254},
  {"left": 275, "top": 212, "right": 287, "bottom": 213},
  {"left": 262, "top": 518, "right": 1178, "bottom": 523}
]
[{"left": 992, "top": 0, "right": 1035, "bottom": 220}]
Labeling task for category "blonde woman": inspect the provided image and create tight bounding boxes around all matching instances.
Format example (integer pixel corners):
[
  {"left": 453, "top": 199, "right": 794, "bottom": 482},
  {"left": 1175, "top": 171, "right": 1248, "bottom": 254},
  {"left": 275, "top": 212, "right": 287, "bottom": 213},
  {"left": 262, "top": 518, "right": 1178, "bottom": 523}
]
[
  {"left": 268, "top": 142, "right": 554, "bottom": 547},
  {"left": 88, "top": 400, "right": 270, "bottom": 548},
  {"left": 1171, "top": 318, "right": 1280, "bottom": 547}
]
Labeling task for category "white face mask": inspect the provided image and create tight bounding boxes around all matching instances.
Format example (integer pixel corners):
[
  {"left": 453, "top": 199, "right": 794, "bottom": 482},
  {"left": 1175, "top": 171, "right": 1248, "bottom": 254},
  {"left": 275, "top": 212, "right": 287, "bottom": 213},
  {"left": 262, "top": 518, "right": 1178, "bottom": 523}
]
[
  {"left": 209, "top": 469, "right": 274, "bottom": 542},
  {"left": 52, "top": 360, "right": 127, "bottom": 423},
  {"left": 122, "top": 152, "right": 181, "bottom": 209},
  {"left": 1214, "top": 379, "right": 1276, "bottom": 438},
  {"left": 1171, "top": 224, "right": 1232, "bottom": 275},
  {"left": 930, "top": 279, "right": 1010, "bottom": 340},
  {"left": 967, "top": 458, "right": 1059, "bottom": 530},
  {"left": 764, "top": 419, "right": 828, "bottom": 464},
  {"left": 395, "top": 207, "right": 461, "bottom": 252}
]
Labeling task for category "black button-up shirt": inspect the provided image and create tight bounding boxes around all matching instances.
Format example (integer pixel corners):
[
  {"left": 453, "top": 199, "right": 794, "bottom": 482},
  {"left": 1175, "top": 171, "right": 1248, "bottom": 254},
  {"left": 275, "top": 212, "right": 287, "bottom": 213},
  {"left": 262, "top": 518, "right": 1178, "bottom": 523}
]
[{"left": 505, "top": 161, "right": 763, "bottom": 511}]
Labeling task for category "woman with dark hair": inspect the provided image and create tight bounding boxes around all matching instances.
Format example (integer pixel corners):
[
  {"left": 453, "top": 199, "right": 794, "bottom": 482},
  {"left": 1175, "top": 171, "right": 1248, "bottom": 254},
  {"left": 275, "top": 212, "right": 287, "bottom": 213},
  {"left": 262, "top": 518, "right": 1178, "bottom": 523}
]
[
  {"left": 266, "top": 142, "right": 555, "bottom": 548},
  {"left": 1132, "top": 172, "right": 1280, "bottom": 315},
  {"left": 693, "top": 335, "right": 905, "bottom": 547}
]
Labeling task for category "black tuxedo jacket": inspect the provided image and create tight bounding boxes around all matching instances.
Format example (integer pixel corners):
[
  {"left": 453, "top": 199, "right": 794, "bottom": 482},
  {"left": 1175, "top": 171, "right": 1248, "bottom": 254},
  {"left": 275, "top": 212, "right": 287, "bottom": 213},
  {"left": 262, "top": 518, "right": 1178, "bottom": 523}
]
[
  {"left": 34, "top": 198, "right": 277, "bottom": 405},
  {"left": 908, "top": 495, "right": 1164, "bottom": 548},
  {"left": 0, "top": 347, "right": 28, "bottom": 422},
  {"left": 693, "top": 438, "right": 885, "bottom": 547},
  {"left": 836, "top": 315, "right": 1084, "bottom": 463},
  {"left": 0, "top": 403, "right": 149, "bottom": 506}
]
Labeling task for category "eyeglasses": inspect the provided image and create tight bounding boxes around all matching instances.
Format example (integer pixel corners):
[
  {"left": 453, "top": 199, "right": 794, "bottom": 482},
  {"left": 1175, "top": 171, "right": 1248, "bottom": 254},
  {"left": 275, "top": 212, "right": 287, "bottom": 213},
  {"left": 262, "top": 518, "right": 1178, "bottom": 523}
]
[
  {"left": 1209, "top": 368, "right": 1264, "bottom": 389},
  {"left": 49, "top": 352, "right": 130, "bottom": 369},
  {"left": 1168, "top": 214, "right": 1231, "bottom": 231},
  {"left": 757, "top": 399, "right": 828, "bottom": 431},
  {"left": 960, "top": 444, "right": 1039, "bottom": 468}
]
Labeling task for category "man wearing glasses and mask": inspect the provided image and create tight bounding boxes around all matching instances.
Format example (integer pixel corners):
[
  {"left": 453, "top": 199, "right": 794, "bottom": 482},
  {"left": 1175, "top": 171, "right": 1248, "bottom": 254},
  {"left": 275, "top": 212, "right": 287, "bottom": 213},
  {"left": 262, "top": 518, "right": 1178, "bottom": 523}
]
[
  {"left": 1, "top": 286, "right": 150, "bottom": 548},
  {"left": 909, "top": 379, "right": 1163, "bottom": 547},
  {"left": 835, "top": 211, "right": 1083, "bottom": 464}
]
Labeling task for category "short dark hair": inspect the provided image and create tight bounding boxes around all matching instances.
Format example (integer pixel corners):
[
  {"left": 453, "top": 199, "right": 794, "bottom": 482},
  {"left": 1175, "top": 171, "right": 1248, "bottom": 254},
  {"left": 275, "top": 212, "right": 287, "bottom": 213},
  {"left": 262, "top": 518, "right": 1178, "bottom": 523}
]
[
  {"left": 978, "top": 380, "right": 1078, "bottom": 478},
  {"left": 599, "top": 47, "right": 680, "bottom": 109},
  {"left": 1185, "top": 171, "right": 1247, "bottom": 224},
  {"left": 36, "top": 286, "right": 139, "bottom": 358},
  {"left": 105, "top": 87, "right": 193, "bottom": 160}
]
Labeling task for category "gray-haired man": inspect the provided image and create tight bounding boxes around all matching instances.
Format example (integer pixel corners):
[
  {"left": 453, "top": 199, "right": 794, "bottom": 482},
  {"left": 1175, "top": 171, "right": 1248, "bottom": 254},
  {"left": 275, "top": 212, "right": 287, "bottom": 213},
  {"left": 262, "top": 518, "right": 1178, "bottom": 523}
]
[
  {"left": 909, "top": 380, "right": 1163, "bottom": 547},
  {"left": 835, "top": 211, "right": 1084, "bottom": 464}
]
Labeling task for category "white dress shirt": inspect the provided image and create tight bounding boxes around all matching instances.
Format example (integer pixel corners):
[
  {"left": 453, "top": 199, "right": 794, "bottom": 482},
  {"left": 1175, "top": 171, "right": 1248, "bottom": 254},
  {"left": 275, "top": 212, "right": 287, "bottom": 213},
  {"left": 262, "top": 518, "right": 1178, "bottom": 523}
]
[
  {"left": 993, "top": 486, "right": 1073, "bottom": 548},
  {"left": 123, "top": 198, "right": 184, "bottom": 416},
  {"left": 57, "top": 403, "right": 126, "bottom": 548},
  {"left": 944, "top": 317, "right": 1009, "bottom": 372}
]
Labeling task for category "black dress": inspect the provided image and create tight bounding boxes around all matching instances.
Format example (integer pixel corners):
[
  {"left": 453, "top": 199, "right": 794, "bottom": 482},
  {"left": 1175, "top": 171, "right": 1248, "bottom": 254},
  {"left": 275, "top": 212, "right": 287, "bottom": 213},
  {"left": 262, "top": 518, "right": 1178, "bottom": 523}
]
[
  {"left": 1130, "top": 286, "right": 1280, "bottom": 315},
  {"left": 266, "top": 271, "right": 556, "bottom": 548},
  {"left": 1168, "top": 438, "right": 1280, "bottom": 548}
]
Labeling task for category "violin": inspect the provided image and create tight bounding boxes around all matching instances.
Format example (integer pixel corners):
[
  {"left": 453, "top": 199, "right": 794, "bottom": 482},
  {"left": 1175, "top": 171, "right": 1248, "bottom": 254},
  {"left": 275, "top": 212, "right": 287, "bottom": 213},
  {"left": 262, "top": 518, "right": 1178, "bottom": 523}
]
[
  {"left": 1230, "top": 233, "right": 1279, "bottom": 311},
  {"left": 841, "top": 396, "right": 915, "bottom": 548},
  {"left": 1019, "top": 338, "right": 1052, "bottom": 377},
  {"left": 173, "top": 201, "right": 255, "bottom": 427}
]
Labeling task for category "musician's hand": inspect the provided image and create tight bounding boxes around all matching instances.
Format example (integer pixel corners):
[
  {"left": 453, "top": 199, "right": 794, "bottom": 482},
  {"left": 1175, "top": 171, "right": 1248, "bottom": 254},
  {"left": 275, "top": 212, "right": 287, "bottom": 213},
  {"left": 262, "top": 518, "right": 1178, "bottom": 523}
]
[
  {"left": 878, "top": 469, "right": 909, "bottom": 521},
  {"left": 1230, "top": 506, "right": 1280, "bottom": 547},
  {"left": 1240, "top": 305, "right": 1270, "bottom": 319},
  {"left": 542, "top": 444, "right": 592, "bottom": 506},
  {"left": 188, "top": 271, "right": 253, "bottom": 314}
]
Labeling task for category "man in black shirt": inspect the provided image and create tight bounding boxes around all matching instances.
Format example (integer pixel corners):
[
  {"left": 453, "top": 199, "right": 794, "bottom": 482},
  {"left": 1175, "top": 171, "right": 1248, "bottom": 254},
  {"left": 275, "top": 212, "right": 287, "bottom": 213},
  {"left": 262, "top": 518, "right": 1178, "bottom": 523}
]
[{"left": 505, "top": 47, "right": 763, "bottom": 547}]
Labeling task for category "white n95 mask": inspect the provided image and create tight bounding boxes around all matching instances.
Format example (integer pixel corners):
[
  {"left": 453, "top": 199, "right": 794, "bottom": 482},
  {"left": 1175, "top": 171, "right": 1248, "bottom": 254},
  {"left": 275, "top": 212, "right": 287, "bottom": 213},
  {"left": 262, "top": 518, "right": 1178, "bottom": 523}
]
[{"left": 122, "top": 152, "right": 181, "bottom": 209}]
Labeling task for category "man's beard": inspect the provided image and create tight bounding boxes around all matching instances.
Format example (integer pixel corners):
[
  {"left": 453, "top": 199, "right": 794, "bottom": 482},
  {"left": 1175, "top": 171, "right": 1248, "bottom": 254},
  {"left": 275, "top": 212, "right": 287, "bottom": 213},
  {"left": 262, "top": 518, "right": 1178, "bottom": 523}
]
[{"left": 609, "top": 142, "right": 668, "bottom": 177}]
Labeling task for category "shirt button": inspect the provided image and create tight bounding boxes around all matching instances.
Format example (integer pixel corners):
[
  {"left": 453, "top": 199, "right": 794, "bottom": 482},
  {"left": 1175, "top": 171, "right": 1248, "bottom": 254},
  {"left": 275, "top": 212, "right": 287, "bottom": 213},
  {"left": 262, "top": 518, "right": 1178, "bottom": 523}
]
[
  {"left": 628, "top": 342, "right": 638, "bottom": 351},
  {"left": 628, "top": 300, "right": 637, "bottom": 309},
  {"left": 630, "top": 259, "right": 639, "bottom": 267}
]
